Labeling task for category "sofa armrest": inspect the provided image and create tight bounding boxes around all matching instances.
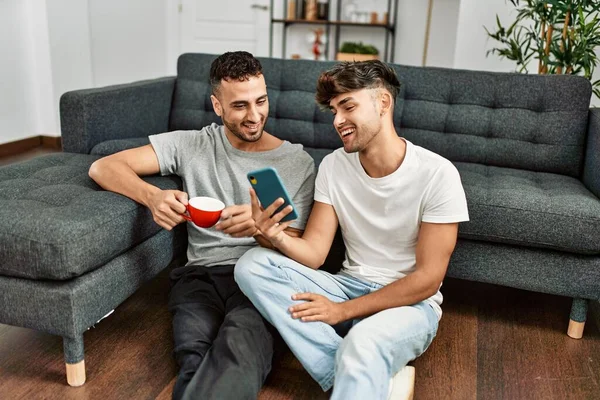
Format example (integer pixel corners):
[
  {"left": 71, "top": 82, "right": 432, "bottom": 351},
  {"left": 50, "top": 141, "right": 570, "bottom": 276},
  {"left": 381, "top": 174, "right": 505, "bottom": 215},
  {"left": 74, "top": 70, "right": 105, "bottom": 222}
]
[
  {"left": 583, "top": 108, "right": 600, "bottom": 198},
  {"left": 60, "top": 77, "right": 176, "bottom": 154}
]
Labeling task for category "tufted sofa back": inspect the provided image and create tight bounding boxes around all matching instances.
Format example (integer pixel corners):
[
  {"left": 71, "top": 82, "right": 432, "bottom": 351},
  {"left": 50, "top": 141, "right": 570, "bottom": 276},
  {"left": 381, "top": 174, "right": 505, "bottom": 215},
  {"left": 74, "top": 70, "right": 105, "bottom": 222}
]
[{"left": 170, "top": 53, "right": 592, "bottom": 176}]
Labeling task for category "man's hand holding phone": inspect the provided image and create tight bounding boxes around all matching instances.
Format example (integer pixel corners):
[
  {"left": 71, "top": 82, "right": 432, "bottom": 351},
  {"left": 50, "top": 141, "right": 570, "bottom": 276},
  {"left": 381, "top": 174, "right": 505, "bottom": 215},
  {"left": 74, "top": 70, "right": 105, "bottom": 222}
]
[{"left": 250, "top": 187, "right": 294, "bottom": 248}]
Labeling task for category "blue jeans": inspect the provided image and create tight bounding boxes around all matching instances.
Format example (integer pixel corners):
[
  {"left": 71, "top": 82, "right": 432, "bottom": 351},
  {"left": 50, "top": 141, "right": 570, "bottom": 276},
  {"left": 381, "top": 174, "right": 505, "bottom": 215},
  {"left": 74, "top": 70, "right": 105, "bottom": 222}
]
[{"left": 234, "top": 248, "right": 439, "bottom": 400}]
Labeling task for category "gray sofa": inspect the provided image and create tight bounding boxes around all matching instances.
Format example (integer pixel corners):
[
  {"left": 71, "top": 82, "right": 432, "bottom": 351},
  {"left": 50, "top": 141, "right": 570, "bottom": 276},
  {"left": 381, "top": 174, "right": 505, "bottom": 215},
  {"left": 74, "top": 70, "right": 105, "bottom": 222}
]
[{"left": 1, "top": 52, "right": 599, "bottom": 386}]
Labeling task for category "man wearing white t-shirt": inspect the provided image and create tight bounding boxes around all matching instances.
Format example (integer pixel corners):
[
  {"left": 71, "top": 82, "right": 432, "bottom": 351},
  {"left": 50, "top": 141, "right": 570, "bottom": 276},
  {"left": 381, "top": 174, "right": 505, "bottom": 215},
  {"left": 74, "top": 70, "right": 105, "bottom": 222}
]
[{"left": 235, "top": 60, "right": 469, "bottom": 400}]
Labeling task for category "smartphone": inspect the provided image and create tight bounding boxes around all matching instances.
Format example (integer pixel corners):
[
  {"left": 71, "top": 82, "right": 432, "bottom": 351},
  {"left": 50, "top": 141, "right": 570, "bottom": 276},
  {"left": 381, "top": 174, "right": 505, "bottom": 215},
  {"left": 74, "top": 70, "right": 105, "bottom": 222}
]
[{"left": 247, "top": 167, "right": 298, "bottom": 222}]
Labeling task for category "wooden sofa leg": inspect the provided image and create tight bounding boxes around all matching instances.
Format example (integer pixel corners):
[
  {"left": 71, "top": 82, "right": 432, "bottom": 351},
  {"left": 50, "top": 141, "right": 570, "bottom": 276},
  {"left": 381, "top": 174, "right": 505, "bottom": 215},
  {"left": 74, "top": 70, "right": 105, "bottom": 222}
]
[
  {"left": 567, "top": 298, "right": 588, "bottom": 339},
  {"left": 63, "top": 336, "right": 86, "bottom": 386},
  {"left": 66, "top": 360, "right": 86, "bottom": 387}
]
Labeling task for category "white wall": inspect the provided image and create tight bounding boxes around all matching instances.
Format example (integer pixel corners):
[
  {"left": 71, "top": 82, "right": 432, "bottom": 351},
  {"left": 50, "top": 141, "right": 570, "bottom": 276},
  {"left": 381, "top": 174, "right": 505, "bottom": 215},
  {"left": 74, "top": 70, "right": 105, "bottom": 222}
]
[
  {"left": 454, "top": 0, "right": 515, "bottom": 72},
  {"left": 46, "top": 0, "right": 95, "bottom": 136},
  {"left": 393, "top": 0, "right": 429, "bottom": 66},
  {"left": 88, "top": 0, "right": 167, "bottom": 87},
  {"left": 0, "top": 0, "right": 39, "bottom": 144},
  {"left": 426, "top": 0, "right": 461, "bottom": 68},
  {"left": 0, "top": 0, "right": 95, "bottom": 143},
  {"left": 0, "top": 0, "right": 170, "bottom": 145},
  {"left": 26, "top": 0, "right": 57, "bottom": 137}
]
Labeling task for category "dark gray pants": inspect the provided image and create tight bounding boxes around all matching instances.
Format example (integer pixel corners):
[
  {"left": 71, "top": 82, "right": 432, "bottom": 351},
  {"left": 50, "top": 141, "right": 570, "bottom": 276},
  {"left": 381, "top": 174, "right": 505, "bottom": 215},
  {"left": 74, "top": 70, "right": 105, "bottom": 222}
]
[{"left": 169, "top": 264, "right": 274, "bottom": 400}]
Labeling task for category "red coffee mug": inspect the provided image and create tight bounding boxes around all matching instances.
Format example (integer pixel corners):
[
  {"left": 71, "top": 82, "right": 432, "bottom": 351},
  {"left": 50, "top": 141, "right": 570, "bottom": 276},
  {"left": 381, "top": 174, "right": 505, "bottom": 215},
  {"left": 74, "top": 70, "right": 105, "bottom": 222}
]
[{"left": 181, "top": 196, "right": 225, "bottom": 228}]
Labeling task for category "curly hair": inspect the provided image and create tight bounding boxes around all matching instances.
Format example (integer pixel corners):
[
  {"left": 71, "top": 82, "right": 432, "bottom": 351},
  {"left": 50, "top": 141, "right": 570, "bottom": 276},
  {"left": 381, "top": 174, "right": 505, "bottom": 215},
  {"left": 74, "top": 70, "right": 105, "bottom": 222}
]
[
  {"left": 210, "top": 51, "right": 263, "bottom": 95},
  {"left": 315, "top": 60, "right": 401, "bottom": 108}
]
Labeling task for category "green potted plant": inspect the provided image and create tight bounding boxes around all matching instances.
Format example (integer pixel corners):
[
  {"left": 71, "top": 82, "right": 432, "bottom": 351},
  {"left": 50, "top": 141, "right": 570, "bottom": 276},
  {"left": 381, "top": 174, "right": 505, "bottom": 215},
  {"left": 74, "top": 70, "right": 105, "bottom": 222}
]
[
  {"left": 485, "top": 0, "right": 600, "bottom": 100},
  {"left": 336, "top": 41, "right": 379, "bottom": 61}
]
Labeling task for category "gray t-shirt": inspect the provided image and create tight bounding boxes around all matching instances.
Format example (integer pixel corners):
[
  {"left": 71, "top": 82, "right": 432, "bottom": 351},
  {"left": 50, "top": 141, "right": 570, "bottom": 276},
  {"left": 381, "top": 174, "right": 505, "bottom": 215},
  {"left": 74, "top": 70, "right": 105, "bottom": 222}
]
[{"left": 149, "top": 123, "right": 315, "bottom": 267}]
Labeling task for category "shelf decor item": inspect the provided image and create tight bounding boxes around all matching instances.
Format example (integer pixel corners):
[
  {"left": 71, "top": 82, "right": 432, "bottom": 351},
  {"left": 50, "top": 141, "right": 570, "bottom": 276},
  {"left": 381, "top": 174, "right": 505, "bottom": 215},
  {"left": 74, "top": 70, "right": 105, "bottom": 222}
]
[
  {"left": 343, "top": 0, "right": 358, "bottom": 21},
  {"left": 317, "top": 0, "right": 329, "bottom": 20},
  {"left": 305, "top": 0, "right": 318, "bottom": 20},
  {"left": 336, "top": 41, "right": 379, "bottom": 61},
  {"left": 287, "top": 0, "right": 296, "bottom": 19},
  {"left": 271, "top": 0, "right": 398, "bottom": 62},
  {"left": 485, "top": 0, "right": 600, "bottom": 99},
  {"left": 370, "top": 12, "right": 378, "bottom": 24},
  {"left": 295, "top": 0, "right": 304, "bottom": 19},
  {"left": 312, "top": 28, "right": 325, "bottom": 60},
  {"left": 382, "top": 11, "right": 389, "bottom": 25}
]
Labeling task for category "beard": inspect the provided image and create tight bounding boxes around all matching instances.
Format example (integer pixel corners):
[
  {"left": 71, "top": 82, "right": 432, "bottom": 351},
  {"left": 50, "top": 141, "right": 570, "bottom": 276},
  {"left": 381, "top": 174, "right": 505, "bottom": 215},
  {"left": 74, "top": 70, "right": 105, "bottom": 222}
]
[
  {"left": 342, "top": 121, "right": 381, "bottom": 153},
  {"left": 223, "top": 115, "right": 268, "bottom": 143}
]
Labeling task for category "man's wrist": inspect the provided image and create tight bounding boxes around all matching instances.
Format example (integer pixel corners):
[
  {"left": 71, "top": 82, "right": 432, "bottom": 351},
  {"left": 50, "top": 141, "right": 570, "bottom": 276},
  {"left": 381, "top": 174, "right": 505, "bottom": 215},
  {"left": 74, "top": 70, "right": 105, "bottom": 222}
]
[
  {"left": 253, "top": 232, "right": 276, "bottom": 250},
  {"left": 142, "top": 184, "right": 161, "bottom": 208},
  {"left": 271, "top": 231, "right": 288, "bottom": 250},
  {"left": 338, "top": 301, "right": 354, "bottom": 322}
]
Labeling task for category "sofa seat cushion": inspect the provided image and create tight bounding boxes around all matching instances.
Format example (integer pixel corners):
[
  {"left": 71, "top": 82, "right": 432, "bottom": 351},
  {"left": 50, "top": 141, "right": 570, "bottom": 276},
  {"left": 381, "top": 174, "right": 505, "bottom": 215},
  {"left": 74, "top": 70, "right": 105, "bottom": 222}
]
[
  {"left": 91, "top": 137, "right": 150, "bottom": 156},
  {"left": 456, "top": 162, "right": 600, "bottom": 255},
  {"left": 0, "top": 153, "right": 182, "bottom": 280}
]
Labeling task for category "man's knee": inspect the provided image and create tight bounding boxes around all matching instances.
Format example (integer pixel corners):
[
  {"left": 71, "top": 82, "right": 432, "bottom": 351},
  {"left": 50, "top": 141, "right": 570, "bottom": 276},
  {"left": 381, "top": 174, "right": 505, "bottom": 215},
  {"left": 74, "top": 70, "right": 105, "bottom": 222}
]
[
  {"left": 173, "top": 338, "right": 212, "bottom": 369},
  {"left": 234, "top": 247, "right": 278, "bottom": 287},
  {"left": 221, "top": 319, "right": 274, "bottom": 361},
  {"left": 178, "top": 352, "right": 202, "bottom": 371},
  {"left": 225, "top": 305, "right": 270, "bottom": 334}
]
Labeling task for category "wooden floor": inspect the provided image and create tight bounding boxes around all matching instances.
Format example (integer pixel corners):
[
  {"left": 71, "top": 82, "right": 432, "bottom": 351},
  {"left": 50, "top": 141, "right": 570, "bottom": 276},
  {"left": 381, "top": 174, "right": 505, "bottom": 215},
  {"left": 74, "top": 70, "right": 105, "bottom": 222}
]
[
  {"left": 1, "top": 271, "right": 599, "bottom": 400},
  {"left": 1, "top": 148, "right": 600, "bottom": 399},
  {"left": 0, "top": 145, "right": 59, "bottom": 166}
]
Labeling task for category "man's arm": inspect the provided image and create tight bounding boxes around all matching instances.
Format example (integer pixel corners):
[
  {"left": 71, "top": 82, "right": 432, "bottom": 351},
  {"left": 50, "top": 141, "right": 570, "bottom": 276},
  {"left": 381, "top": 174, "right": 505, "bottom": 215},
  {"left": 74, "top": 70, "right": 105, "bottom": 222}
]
[
  {"left": 89, "top": 144, "right": 188, "bottom": 230},
  {"left": 89, "top": 145, "right": 161, "bottom": 203},
  {"left": 253, "top": 227, "right": 302, "bottom": 250},
  {"left": 289, "top": 222, "right": 459, "bottom": 325},
  {"left": 252, "top": 190, "right": 339, "bottom": 268}
]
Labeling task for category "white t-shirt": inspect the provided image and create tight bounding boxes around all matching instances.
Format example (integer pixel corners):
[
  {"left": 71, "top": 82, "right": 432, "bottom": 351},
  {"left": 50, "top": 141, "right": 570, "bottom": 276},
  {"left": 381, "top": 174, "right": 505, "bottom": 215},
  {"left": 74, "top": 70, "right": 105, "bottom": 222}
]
[{"left": 314, "top": 139, "right": 469, "bottom": 318}]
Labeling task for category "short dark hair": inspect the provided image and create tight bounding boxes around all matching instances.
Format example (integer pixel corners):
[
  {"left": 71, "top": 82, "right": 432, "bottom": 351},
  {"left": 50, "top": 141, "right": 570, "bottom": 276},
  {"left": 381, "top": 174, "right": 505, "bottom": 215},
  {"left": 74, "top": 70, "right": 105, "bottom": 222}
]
[
  {"left": 315, "top": 60, "right": 401, "bottom": 108},
  {"left": 210, "top": 51, "right": 263, "bottom": 95}
]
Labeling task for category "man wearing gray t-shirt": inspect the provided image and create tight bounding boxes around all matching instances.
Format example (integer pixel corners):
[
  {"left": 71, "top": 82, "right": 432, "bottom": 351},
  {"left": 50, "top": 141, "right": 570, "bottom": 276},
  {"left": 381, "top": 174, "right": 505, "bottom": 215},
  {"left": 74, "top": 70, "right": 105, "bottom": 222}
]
[{"left": 89, "top": 52, "right": 315, "bottom": 400}]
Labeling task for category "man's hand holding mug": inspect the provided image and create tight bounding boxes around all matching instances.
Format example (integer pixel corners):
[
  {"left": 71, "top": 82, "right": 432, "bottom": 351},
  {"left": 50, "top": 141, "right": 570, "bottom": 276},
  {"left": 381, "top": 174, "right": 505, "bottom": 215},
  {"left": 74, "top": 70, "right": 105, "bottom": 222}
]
[
  {"left": 147, "top": 189, "right": 189, "bottom": 231},
  {"left": 147, "top": 190, "right": 225, "bottom": 231}
]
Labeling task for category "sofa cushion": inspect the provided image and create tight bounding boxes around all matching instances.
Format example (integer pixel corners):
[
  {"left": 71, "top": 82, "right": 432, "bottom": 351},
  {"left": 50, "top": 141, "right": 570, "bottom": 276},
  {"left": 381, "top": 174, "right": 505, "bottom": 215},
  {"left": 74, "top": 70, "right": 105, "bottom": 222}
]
[
  {"left": 396, "top": 69, "right": 591, "bottom": 177},
  {"left": 456, "top": 162, "right": 600, "bottom": 255},
  {"left": 90, "top": 137, "right": 150, "bottom": 156},
  {"left": 0, "top": 153, "right": 182, "bottom": 280},
  {"left": 171, "top": 53, "right": 590, "bottom": 178}
]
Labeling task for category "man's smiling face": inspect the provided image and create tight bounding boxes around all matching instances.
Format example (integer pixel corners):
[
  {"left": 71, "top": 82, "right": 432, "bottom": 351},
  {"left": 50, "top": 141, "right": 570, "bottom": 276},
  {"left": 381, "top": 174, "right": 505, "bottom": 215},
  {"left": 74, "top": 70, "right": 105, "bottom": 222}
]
[
  {"left": 329, "top": 88, "right": 383, "bottom": 153},
  {"left": 215, "top": 74, "right": 269, "bottom": 144}
]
